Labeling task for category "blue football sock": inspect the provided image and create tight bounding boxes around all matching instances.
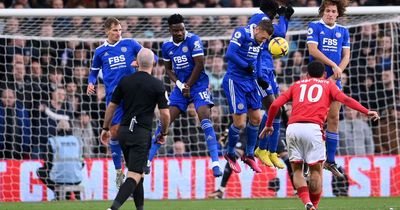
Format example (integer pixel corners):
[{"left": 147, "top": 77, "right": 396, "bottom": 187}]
[
  {"left": 267, "top": 118, "right": 281, "bottom": 153},
  {"left": 227, "top": 124, "right": 241, "bottom": 156},
  {"left": 201, "top": 119, "right": 219, "bottom": 162},
  {"left": 246, "top": 122, "right": 259, "bottom": 156},
  {"left": 109, "top": 139, "right": 122, "bottom": 170},
  {"left": 258, "top": 113, "right": 269, "bottom": 150},
  {"left": 326, "top": 131, "right": 339, "bottom": 163},
  {"left": 148, "top": 122, "right": 162, "bottom": 162}
]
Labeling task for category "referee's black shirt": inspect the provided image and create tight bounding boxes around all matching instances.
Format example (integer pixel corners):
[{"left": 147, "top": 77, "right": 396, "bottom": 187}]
[{"left": 111, "top": 71, "right": 168, "bottom": 129}]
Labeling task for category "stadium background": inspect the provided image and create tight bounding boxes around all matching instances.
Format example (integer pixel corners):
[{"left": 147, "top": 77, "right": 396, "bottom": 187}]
[{"left": 0, "top": 0, "right": 400, "bottom": 204}]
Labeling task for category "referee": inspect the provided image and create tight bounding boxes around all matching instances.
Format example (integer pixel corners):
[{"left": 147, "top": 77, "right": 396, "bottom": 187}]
[{"left": 101, "top": 48, "right": 170, "bottom": 210}]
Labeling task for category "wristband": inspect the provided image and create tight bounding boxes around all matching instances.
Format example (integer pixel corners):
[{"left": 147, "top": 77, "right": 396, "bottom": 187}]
[
  {"left": 161, "top": 131, "right": 168, "bottom": 136},
  {"left": 176, "top": 80, "right": 184, "bottom": 91},
  {"left": 102, "top": 127, "right": 109, "bottom": 131}
]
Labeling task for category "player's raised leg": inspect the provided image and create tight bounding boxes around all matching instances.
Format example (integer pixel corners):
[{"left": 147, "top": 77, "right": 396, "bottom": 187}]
[
  {"left": 325, "top": 101, "right": 343, "bottom": 177},
  {"left": 241, "top": 108, "right": 262, "bottom": 173},
  {"left": 146, "top": 106, "right": 181, "bottom": 173},
  {"left": 197, "top": 104, "right": 222, "bottom": 177},
  {"left": 110, "top": 107, "right": 124, "bottom": 188}
]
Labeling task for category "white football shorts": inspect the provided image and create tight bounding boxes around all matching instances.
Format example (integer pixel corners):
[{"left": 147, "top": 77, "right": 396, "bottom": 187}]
[{"left": 286, "top": 123, "right": 326, "bottom": 165}]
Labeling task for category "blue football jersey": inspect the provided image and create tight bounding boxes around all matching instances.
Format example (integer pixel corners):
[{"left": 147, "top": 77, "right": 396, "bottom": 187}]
[
  {"left": 249, "top": 12, "right": 288, "bottom": 72},
  {"left": 225, "top": 25, "right": 263, "bottom": 80},
  {"left": 89, "top": 38, "right": 142, "bottom": 103},
  {"left": 307, "top": 20, "right": 350, "bottom": 75},
  {"left": 161, "top": 31, "right": 208, "bottom": 89}
]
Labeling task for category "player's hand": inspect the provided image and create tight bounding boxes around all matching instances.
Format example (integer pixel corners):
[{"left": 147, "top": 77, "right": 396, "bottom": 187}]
[
  {"left": 277, "top": 6, "right": 287, "bottom": 17},
  {"left": 285, "top": 5, "right": 295, "bottom": 20},
  {"left": 259, "top": 126, "right": 274, "bottom": 139},
  {"left": 257, "top": 78, "right": 270, "bottom": 89},
  {"left": 100, "top": 129, "right": 111, "bottom": 145},
  {"left": 39, "top": 104, "right": 47, "bottom": 112},
  {"left": 131, "top": 60, "right": 139, "bottom": 68},
  {"left": 156, "top": 133, "right": 167, "bottom": 144},
  {"left": 332, "top": 65, "right": 342, "bottom": 80},
  {"left": 245, "top": 64, "right": 255, "bottom": 74},
  {"left": 367, "top": 111, "right": 380, "bottom": 121},
  {"left": 87, "top": 83, "right": 96, "bottom": 95},
  {"left": 182, "top": 84, "right": 190, "bottom": 98}
]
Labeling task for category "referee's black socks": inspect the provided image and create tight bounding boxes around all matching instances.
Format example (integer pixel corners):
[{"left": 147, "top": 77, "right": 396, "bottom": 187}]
[
  {"left": 133, "top": 178, "right": 144, "bottom": 210},
  {"left": 111, "top": 177, "right": 137, "bottom": 210}
]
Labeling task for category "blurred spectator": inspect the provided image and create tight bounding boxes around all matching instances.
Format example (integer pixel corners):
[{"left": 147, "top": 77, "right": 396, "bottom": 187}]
[
  {"left": 376, "top": 35, "right": 392, "bottom": 71},
  {"left": 338, "top": 106, "right": 374, "bottom": 155},
  {"left": 207, "top": 56, "right": 225, "bottom": 91},
  {"left": 52, "top": 0, "right": 64, "bottom": 8},
  {"left": 36, "top": 119, "right": 83, "bottom": 200},
  {"left": 44, "top": 67, "right": 64, "bottom": 96},
  {"left": 375, "top": 70, "right": 397, "bottom": 113},
  {"left": 143, "top": 0, "right": 154, "bottom": 8},
  {"left": 374, "top": 105, "right": 400, "bottom": 154},
  {"left": 167, "top": 1, "right": 178, "bottom": 7},
  {"left": 0, "top": 62, "right": 36, "bottom": 110},
  {"left": 155, "top": 0, "right": 167, "bottom": 8},
  {"left": 207, "top": 39, "right": 225, "bottom": 56},
  {"left": 72, "top": 112, "right": 96, "bottom": 158},
  {"left": 3, "top": 17, "right": 20, "bottom": 34},
  {"left": 0, "top": 88, "right": 31, "bottom": 159},
  {"left": 177, "top": 0, "right": 192, "bottom": 7},
  {"left": 38, "top": 87, "right": 73, "bottom": 153},
  {"left": 241, "top": 0, "right": 253, "bottom": 7},
  {"left": 188, "top": 16, "right": 205, "bottom": 35},
  {"left": 96, "top": 0, "right": 110, "bottom": 8},
  {"left": 306, "top": 0, "right": 319, "bottom": 6},
  {"left": 285, "top": 50, "right": 306, "bottom": 84},
  {"left": 167, "top": 140, "right": 189, "bottom": 157},
  {"left": 235, "top": 16, "right": 248, "bottom": 26},
  {"left": 126, "top": 0, "right": 143, "bottom": 7},
  {"left": 147, "top": 16, "right": 163, "bottom": 37}
]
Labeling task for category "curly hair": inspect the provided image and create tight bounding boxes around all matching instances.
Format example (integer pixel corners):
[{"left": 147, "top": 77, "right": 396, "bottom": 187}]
[{"left": 319, "top": 0, "right": 350, "bottom": 17}]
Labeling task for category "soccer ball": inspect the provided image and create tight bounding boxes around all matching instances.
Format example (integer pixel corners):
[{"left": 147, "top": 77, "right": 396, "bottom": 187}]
[{"left": 268, "top": 37, "right": 289, "bottom": 58}]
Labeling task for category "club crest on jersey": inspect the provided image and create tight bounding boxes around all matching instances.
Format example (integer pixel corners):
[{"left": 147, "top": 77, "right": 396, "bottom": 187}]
[
  {"left": 121, "top": 47, "right": 127, "bottom": 52},
  {"left": 182, "top": 46, "right": 188, "bottom": 53},
  {"left": 336, "top": 32, "right": 341, "bottom": 38},
  {"left": 308, "top": 28, "right": 313, "bottom": 35},
  {"left": 237, "top": 103, "right": 244, "bottom": 110}
]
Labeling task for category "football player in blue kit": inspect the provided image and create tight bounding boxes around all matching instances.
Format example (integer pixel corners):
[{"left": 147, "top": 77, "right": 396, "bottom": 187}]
[
  {"left": 146, "top": 14, "right": 222, "bottom": 177},
  {"left": 248, "top": 0, "right": 295, "bottom": 169},
  {"left": 87, "top": 17, "right": 144, "bottom": 187},
  {"left": 307, "top": 0, "right": 350, "bottom": 177},
  {"left": 222, "top": 19, "right": 274, "bottom": 173}
]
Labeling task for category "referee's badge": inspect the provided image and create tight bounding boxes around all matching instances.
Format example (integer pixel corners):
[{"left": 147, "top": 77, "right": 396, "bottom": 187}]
[
  {"left": 237, "top": 103, "right": 244, "bottom": 110},
  {"left": 336, "top": 32, "right": 341, "bottom": 38},
  {"left": 121, "top": 47, "right": 127, "bottom": 52},
  {"left": 182, "top": 46, "right": 188, "bottom": 53}
]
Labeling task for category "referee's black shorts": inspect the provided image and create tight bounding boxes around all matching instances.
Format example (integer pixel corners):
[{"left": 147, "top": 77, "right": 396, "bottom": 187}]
[{"left": 118, "top": 126, "right": 152, "bottom": 174}]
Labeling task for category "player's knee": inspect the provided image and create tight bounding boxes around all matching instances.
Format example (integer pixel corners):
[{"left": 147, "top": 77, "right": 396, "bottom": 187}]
[
  {"left": 249, "top": 115, "right": 262, "bottom": 126},
  {"left": 127, "top": 171, "right": 142, "bottom": 183}
]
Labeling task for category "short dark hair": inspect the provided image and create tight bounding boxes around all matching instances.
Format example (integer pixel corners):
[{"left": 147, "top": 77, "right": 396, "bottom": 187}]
[
  {"left": 307, "top": 60, "right": 325, "bottom": 78},
  {"left": 319, "top": 0, "right": 349, "bottom": 17},
  {"left": 168, "top": 14, "right": 184, "bottom": 25},
  {"left": 257, "top": 19, "right": 274, "bottom": 35},
  {"left": 103, "top": 17, "right": 120, "bottom": 30}
]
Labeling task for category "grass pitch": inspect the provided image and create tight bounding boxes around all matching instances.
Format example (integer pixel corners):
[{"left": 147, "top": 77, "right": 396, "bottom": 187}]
[{"left": 2, "top": 197, "right": 399, "bottom": 210}]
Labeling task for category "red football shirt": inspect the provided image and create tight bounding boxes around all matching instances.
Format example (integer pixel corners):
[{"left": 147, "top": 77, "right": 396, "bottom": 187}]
[{"left": 266, "top": 78, "right": 369, "bottom": 127}]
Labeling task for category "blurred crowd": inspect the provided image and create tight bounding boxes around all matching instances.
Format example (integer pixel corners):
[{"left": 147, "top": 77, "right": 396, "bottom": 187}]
[
  {"left": 0, "top": 0, "right": 399, "bottom": 160},
  {"left": 0, "top": 0, "right": 399, "bottom": 9}
]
